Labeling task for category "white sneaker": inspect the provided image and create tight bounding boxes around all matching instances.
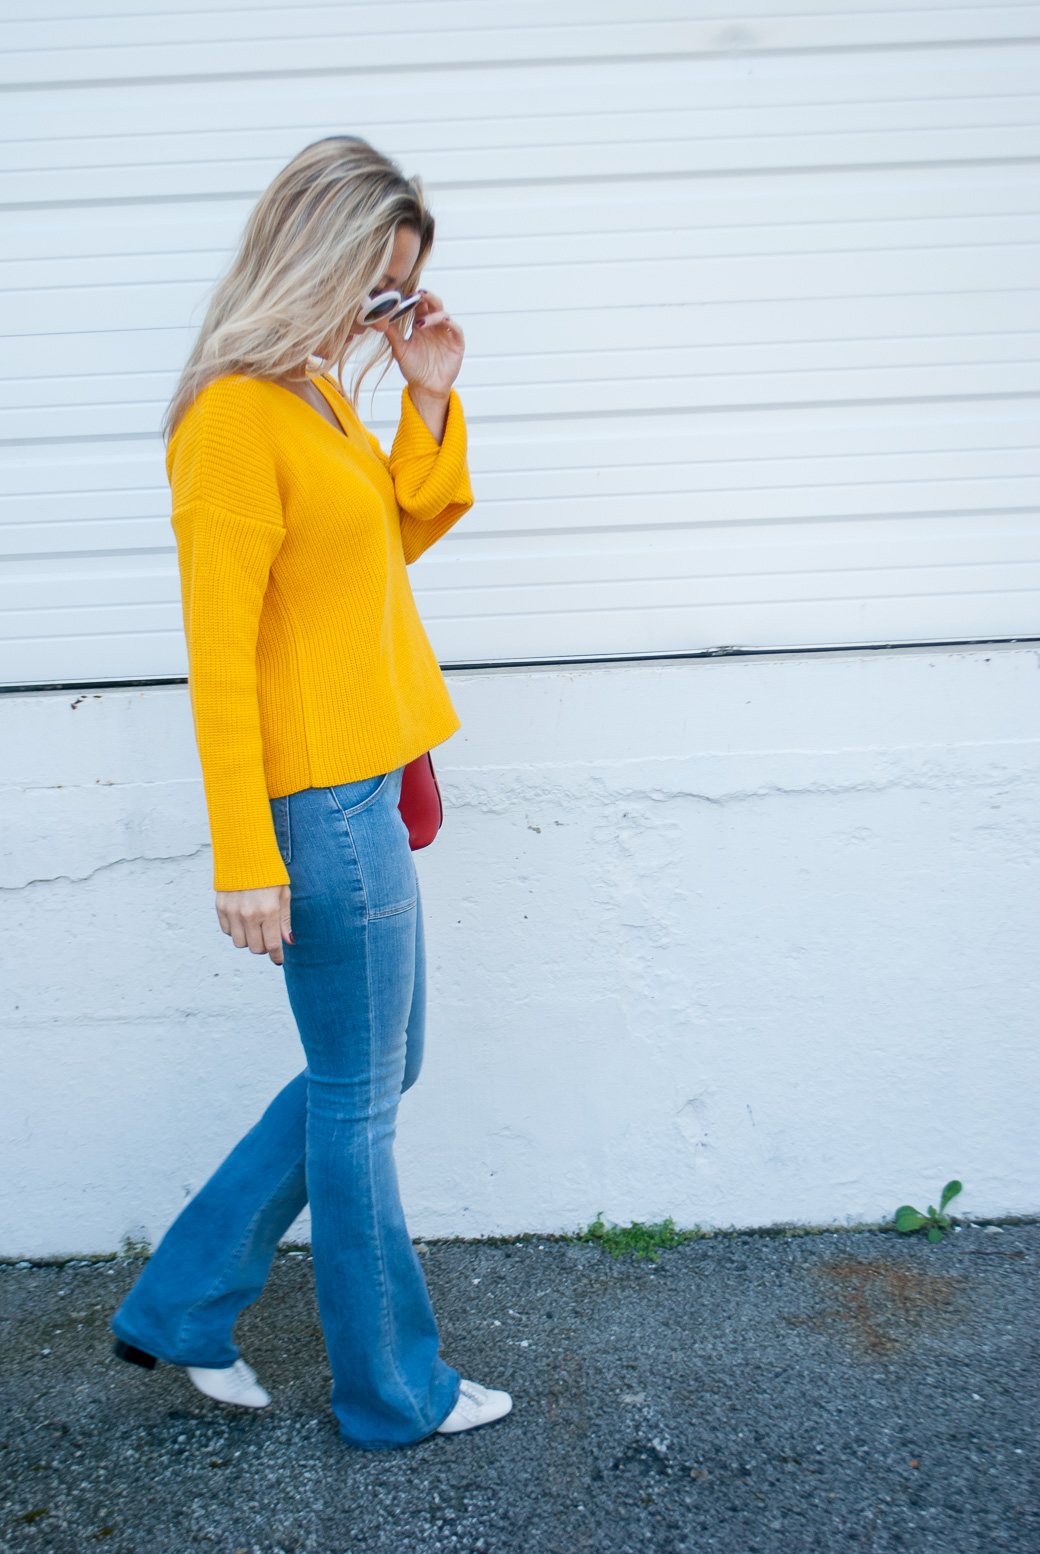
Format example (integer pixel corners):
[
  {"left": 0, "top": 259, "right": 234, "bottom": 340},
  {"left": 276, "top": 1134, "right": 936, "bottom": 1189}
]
[
  {"left": 185, "top": 1358, "right": 270, "bottom": 1409},
  {"left": 436, "top": 1378, "right": 512, "bottom": 1434}
]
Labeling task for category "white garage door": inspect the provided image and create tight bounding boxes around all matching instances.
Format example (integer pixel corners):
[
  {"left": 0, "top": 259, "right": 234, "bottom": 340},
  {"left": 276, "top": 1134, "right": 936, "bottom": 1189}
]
[{"left": 2, "top": 1, "right": 1039, "bottom": 686}]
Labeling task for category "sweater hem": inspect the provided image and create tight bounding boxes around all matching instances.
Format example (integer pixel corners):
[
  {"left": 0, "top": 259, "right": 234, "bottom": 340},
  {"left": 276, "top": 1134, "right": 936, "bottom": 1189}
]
[{"left": 263, "top": 715, "right": 461, "bottom": 801}]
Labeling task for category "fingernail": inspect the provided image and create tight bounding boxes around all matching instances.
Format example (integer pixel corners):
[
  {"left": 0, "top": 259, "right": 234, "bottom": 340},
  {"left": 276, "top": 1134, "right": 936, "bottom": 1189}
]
[
  {"left": 288, "top": 931, "right": 295, "bottom": 944},
  {"left": 415, "top": 319, "right": 425, "bottom": 328}
]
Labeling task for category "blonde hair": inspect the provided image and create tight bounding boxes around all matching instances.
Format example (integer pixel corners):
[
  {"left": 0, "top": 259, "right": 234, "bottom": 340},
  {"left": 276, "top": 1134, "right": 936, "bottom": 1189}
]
[{"left": 164, "top": 136, "right": 434, "bottom": 439}]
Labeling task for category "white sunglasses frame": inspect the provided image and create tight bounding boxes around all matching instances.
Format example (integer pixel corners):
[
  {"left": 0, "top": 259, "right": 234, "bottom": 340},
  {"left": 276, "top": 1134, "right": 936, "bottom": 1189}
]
[{"left": 358, "top": 289, "right": 424, "bottom": 327}]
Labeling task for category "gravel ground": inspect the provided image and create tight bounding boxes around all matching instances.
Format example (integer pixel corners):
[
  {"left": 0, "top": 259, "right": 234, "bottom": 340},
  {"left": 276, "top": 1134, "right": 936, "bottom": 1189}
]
[{"left": 1, "top": 1223, "right": 1037, "bottom": 1554}]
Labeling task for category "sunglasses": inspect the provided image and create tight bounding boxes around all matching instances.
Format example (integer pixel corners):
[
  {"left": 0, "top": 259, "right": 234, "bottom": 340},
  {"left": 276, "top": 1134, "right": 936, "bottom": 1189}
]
[{"left": 359, "top": 289, "right": 424, "bottom": 326}]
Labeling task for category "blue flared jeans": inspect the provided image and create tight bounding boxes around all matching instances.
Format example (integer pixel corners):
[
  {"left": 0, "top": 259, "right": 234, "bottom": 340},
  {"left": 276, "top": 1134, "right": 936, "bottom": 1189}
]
[{"left": 111, "top": 768, "right": 459, "bottom": 1449}]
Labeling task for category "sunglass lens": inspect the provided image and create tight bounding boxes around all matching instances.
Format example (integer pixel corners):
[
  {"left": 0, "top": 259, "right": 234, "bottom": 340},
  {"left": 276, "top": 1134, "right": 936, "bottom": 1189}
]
[
  {"left": 364, "top": 297, "right": 398, "bottom": 321},
  {"left": 390, "top": 295, "right": 422, "bottom": 321}
]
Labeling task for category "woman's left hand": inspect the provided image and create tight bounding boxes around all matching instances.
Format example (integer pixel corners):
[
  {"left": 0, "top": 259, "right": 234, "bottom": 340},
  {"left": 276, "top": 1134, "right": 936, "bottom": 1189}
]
[{"left": 378, "top": 291, "right": 464, "bottom": 439}]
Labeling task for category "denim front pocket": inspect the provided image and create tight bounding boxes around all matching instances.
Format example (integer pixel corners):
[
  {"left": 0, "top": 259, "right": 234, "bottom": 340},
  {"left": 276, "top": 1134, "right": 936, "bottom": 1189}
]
[
  {"left": 332, "top": 770, "right": 416, "bottom": 921},
  {"left": 271, "top": 795, "right": 291, "bottom": 865},
  {"left": 329, "top": 772, "right": 388, "bottom": 818}
]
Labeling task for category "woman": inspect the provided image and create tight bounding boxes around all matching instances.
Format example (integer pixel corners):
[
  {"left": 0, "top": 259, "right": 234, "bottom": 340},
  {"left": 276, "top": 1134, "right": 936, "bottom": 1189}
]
[{"left": 109, "top": 137, "right": 511, "bottom": 1449}]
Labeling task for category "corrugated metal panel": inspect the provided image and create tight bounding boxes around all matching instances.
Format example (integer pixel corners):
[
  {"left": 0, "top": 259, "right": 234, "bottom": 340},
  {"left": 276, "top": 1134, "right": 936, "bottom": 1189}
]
[{"left": 1, "top": 2, "right": 1038, "bottom": 684}]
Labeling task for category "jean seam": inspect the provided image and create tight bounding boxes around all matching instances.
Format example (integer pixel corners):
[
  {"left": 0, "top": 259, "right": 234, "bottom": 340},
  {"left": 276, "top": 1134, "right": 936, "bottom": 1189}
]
[
  {"left": 272, "top": 795, "right": 291, "bottom": 865},
  {"left": 329, "top": 794, "right": 370, "bottom": 919},
  {"left": 169, "top": 1149, "right": 307, "bottom": 1364},
  {"left": 361, "top": 915, "right": 427, "bottom": 1434},
  {"left": 270, "top": 795, "right": 290, "bottom": 870}
]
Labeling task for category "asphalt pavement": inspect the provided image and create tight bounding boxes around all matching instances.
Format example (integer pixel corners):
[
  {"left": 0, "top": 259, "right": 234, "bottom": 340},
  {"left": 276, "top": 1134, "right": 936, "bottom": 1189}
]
[{"left": 1, "top": 1222, "right": 1036, "bottom": 1554}]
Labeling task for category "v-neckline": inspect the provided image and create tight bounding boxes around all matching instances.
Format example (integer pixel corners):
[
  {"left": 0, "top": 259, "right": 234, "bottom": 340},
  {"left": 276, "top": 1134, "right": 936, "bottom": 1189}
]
[
  {"left": 310, "top": 376, "right": 356, "bottom": 440},
  {"left": 272, "top": 374, "right": 355, "bottom": 441}
]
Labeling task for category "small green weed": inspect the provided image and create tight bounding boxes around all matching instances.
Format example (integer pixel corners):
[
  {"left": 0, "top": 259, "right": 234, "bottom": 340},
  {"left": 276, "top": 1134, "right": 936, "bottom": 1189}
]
[
  {"left": 894, "top": 1180, "right": 963, "bottom": 1243},
  {"left": 577, "top": 1213, "right": 699, "bottom": 1262}
]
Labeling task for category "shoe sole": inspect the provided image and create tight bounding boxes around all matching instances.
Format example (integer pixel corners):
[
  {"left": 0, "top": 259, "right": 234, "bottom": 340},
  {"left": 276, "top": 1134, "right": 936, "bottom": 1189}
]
[{"left": 437, "top": 1400, "right": 513, "bottom": 1435}]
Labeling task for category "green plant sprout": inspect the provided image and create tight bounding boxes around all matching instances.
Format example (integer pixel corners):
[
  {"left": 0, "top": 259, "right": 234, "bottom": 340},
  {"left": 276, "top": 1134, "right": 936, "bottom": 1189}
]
[
  {"left": 894, "top": 1180, "right": 963, "bottom": 1243},
  {"left": 577, "top": 1214, "right": 699, "bottom": 1261}
]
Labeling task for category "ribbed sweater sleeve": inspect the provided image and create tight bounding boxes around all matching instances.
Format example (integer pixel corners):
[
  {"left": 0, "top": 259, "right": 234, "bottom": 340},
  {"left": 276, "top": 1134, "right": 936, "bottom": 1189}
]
[
  {"left": 390, "top": 387, "right": 474, "bottom": 563},
  {"left": 169, "top": 382, "right": 290, "bottom": 892}
]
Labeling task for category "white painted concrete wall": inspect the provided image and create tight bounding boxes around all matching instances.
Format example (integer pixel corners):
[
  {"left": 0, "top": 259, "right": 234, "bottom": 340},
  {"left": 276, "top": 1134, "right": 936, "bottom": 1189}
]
[{"left": 2, "top": 646, "right": 1038, "bottom": 1258}]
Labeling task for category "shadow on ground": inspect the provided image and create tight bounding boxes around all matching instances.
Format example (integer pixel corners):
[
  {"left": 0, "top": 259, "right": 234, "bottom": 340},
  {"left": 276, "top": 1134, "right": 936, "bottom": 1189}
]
[{"left": 1, "top": 1225, "right": 1036, "bottom": 1553}]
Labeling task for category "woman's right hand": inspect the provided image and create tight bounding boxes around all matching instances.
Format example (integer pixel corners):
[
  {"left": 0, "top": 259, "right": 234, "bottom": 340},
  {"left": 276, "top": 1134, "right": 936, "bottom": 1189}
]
[{"left": 215, "top": 885, "right": 293, "bottom": 965}]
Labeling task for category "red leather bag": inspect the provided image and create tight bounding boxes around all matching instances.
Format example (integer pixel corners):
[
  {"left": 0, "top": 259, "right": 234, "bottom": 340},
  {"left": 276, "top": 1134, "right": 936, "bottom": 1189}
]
[{"left": 398, "top": 752, "right": 443, "bottom": 850}]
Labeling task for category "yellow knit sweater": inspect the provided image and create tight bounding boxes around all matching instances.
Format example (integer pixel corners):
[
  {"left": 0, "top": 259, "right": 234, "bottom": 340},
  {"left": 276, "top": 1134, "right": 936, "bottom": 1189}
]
[{"left": 168, "top": 374, "right": 473, "bottom": 892}]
